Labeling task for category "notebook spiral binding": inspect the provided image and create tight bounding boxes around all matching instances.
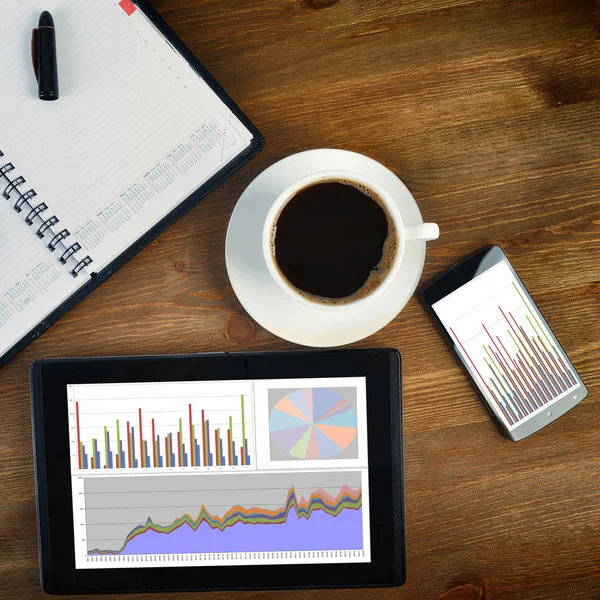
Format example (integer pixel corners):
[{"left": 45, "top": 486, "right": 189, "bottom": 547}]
[{"left": 0, "top": 150, "right": 93, "bottom": 278}]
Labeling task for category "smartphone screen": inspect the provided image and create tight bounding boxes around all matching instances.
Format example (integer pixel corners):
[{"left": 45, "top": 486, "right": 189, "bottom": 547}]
[{"left": 425, "top": 248, "right": 587, "bottom": 440}]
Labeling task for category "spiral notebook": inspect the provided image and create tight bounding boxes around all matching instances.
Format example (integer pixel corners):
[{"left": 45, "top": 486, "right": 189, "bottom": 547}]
[{"left": 0, "top": 0, "right": 263, "bottom": 367}]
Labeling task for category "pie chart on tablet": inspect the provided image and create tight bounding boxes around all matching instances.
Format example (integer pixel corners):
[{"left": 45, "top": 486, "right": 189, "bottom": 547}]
[{"left": 269, "top": 388, "right": 358, "bottom": 460}]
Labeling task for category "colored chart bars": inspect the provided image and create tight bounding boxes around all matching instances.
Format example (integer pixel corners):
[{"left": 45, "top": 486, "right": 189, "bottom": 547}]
[
  {"left": 75, "top": 395, "right": 251, "bottom": 470},
  {"left": 451, "top": 282, "right": 578, "bottom": 427}
]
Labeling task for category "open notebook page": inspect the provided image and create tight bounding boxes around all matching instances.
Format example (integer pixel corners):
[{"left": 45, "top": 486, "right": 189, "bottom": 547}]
[
  {"left": 0, "top": 193, "right": 89, "bottom": 359},
  {"left": 0, "top": 0, "right": 253, "bottom": 359},
  {"left": 0, "top": 0, "right": 253, "bottom": 273}
]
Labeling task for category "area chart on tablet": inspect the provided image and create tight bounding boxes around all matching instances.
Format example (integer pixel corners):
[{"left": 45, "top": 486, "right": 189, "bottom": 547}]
[{"left": 80, "top": 472, "right": 367, "bottom": 568}]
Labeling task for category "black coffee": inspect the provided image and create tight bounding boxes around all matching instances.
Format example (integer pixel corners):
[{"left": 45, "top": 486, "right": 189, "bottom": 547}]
[{"left": 271, "top": 180, "right": 397, "bottom": 304}]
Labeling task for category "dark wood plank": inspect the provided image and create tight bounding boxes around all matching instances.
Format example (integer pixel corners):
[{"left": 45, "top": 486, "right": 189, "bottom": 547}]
[{"left": 1, "top": 0, "right": 599, "bottom": 598}]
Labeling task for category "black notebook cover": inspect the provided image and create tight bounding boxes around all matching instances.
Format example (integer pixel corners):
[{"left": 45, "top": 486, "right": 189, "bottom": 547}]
[{"left": 0, "top": 0, "right": 263, "bottom": 369}]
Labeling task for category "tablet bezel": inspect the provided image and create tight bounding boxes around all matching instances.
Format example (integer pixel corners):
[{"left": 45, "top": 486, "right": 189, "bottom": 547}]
[{"left": 31, "top": 349, "right": 405, "bottom": 594}]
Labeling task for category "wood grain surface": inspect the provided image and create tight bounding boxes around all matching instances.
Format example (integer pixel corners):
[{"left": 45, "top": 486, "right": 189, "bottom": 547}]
[{"left": 1, "top": 0, "right": 600, "bottom": 599}]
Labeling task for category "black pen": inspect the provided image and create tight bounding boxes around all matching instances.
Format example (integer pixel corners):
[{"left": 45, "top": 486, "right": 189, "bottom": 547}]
[{"left": 32, "top": 11, "right": 59, "bottom": 101}]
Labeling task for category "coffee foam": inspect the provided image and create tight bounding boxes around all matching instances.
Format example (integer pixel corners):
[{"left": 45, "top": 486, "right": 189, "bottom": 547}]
[{"left": 270, "top": 178, "right": 398, "bottom": 305}]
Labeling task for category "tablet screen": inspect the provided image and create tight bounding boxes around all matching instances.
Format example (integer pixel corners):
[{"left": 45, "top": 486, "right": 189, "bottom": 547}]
[{"left": 67, "top": 377, "right": 370, "bottom": 570}]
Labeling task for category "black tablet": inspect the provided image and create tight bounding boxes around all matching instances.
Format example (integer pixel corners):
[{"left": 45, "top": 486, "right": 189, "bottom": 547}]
[{"left": 30, "top": 349, "right": 405, "bottom": 595}]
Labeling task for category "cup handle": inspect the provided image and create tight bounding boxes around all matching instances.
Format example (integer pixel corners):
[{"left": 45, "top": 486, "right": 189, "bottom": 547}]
[{"left": 404, "top": 223, "right": 440, "bottom": 242}]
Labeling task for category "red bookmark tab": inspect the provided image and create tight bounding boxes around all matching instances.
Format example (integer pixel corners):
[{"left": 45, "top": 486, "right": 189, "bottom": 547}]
[{"left": 119, "top": 0, "right": 137, "bottom": 16}]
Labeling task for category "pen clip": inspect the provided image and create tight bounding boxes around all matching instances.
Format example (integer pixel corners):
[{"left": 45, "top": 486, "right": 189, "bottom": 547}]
[{"left": 31, "top": 28, "right": 39, "bottom": 82}]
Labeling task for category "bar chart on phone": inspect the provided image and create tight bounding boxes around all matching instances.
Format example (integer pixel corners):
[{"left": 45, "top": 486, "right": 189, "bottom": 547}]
[
  {"left": 68, "top": 381, "right": 255, "bottom": 473},
  {"left": 433, "top": 260, "right": 581, "bottom": 429}
]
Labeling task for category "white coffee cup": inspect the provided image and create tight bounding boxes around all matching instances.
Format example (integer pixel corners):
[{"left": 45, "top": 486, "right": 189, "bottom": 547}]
[{"left": 262, "top": 169, "right": 439, "bottom": 311}]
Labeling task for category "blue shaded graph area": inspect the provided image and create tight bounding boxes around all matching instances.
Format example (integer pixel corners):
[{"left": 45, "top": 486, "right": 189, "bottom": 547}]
[{"left": 120, "top": 507, "right": 363, "bottom": 555}]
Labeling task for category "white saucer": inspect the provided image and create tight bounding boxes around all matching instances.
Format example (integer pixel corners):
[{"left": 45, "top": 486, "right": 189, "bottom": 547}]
[{"left": 225, "top": 149, "right": 427, "bottom": 347}]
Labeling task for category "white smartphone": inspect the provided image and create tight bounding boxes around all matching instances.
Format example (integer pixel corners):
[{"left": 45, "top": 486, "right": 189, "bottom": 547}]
[{"left": 421, "top": 245, "right": 588, "bottom": 441}]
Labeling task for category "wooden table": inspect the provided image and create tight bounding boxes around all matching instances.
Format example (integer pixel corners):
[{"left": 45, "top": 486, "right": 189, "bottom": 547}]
[{"left": 2, "top": 1, "right": 599, "bottom": 598}]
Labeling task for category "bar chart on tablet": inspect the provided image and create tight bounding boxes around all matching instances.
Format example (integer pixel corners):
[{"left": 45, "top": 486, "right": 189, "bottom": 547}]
[
  {"left": 68, "top": 381, "right": 255, "bottom": 472},
  {"left": 433, "top": 260, "right": 580, "bottom": 429}
]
